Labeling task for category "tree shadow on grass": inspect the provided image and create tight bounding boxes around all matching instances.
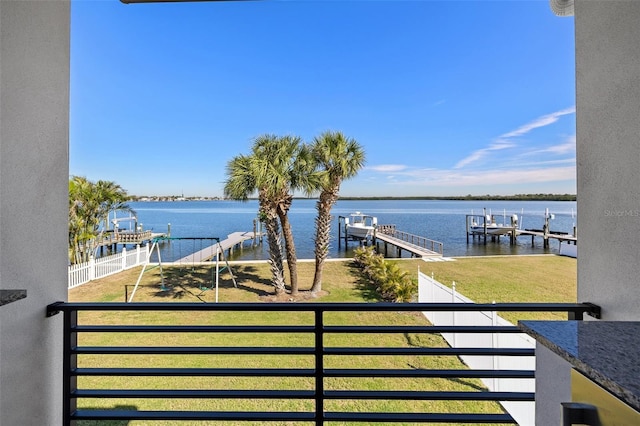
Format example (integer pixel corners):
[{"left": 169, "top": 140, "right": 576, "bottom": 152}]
[
  {"left": 139, "top": 264, "right": 274, "bottom": 300},
  {"left": 347, "top": 262, "right": 383, "bottom": 302},
  {"left": 148, "top": 268, "right": 214, "bottom": 300},
  {"left": 406, "top": 363, "right": 487, "bottom": 392},
  {"left": 231, "top": 265, "right": 274, "bottom": 297},
  {"left": 76, "top": 404, "right": 137, "bottom": 425}
]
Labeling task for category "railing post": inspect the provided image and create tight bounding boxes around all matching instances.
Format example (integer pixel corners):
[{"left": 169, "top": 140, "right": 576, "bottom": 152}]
[
  {"left": 492, "top": 305, "right": 499, "bottom": 392},
  {"left": 63, "top": 308, "right": 78, "bottom": 426},
  {"left": 314, "top": 308, "right": 324, "bottom": 426},
  {"left": 451, "top": 282, "right": 457, "bottom": 347},
  {"left": 569, "top": 309, "right": 583, "bottom": 320}
]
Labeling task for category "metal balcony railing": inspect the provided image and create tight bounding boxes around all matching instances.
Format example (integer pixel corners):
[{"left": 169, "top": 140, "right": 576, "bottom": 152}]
[{"left": 46, "top": 301, "right": 600, "bottom": 425}]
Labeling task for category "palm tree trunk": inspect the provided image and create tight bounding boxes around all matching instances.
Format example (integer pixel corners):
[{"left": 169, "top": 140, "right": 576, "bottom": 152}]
[
  {"left": 311, "top": 189, "right": 338, "bottom": 293},
  {"left": 263, "top": 214, "right": 286, "bottom": 294},
  {"left": 277, "top": 198, "right": 298, "bottom": 295}
]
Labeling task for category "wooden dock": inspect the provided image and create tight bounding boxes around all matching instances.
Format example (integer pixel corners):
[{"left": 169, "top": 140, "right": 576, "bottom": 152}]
[
  {"left": 374, "top": 230, "right": 443, "bottom": 258},
  {"left": 91, "top": 230, "right": 167, "bottom": 257},
  {"left": 516, "top": 229, "right": 577, "bottom": 247},
  {"left": 176, "top": 232, "right": 260, "bottom": 263},
  {"left": 337, "top": 219, "right": 443, "bottom": 259},
  {"left": 466, "top": 208, "right": 577, "bottom": 248}
]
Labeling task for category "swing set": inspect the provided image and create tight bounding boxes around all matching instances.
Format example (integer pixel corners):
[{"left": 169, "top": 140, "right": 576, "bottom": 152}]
[{"left": 127, "top": 237, "right": 237, "bottom": 303}]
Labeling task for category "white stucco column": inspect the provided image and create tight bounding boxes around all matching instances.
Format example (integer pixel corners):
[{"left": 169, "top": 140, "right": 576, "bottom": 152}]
[
  {"left": 574, "top": 0, "right": 640, "bottom": 320},
  {"left": 0, "top": 1, "right": 70, "bottom": 424}
]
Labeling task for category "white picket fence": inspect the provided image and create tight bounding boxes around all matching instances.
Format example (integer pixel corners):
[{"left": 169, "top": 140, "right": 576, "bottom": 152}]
[
  {"left": 418, "top": 271, "right": 535, "bottom": 426},
  {"left": 68, "top": 245, "right": 150, "bottom": 289}
]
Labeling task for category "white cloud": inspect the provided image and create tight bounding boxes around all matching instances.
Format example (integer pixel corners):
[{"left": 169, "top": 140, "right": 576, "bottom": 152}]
[
  {"left": 542, "top": 135, "right": 576, "bottom": 155},
  {"left": 454, "top": 141, "right": 516, "bottom": 169},
  {"left": 367, "top": 164, "right": 408, "bottom": 172},
  {"left": 391, "top": 165, "right": 576, "bottom": 188},
  {"left": 500, "top": 107, "right": 575, "bottom": 139},
  {"left": 454, "top": 107, "right": 576, "bottom": 169}
]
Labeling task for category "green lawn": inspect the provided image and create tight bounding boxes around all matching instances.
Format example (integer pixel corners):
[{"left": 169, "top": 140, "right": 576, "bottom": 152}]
[
  {"left": 68, "top": 255, "right": 576, "bottom": 425},
  {"left": 395, "top": 255, "right": 577, "bottom": 323}
]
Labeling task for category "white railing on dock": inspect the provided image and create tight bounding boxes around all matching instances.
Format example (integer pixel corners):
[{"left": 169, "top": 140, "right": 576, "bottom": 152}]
[
  {"left": 378, "top": 228, "right": 444, "bottom": 254},
  {"left": 68, "top": 245, "right": 149, "bottom": 289},
  {"left": 418, "top": 271, "right": 535, "bottom": 426}
]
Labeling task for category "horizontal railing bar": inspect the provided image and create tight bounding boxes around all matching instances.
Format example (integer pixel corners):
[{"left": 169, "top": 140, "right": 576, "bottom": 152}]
[
  {"left": 74, "top": 389, "right": 315, "bottom": 399},
  {"left": 324, "top": 411, "right": 516, "bottom": 423},
  {"left": 72, "top": 389, "right": 534, "bottom": 401},
  {"left": 324, "top": 368, "right": 534, "bottom": 379},
  {"left": 74, "top": 367, "right": 533, "bottom": 379},
  {"left": 49, "top": 301, "right": 599, "bottom": 313},
  {"left": 324, "top": 390, "right": 535, "bottom": 401},
  {"left": 74, "top": 325, "right": 315, "bottom": 333},
  {"left": 73, "top": 410, "right": 315, "bottom": 421},
  {"left": 74, "top": 324, "right": 524, "bottom": 334},
  {"left": 73, "top": 346, "right": 533, "bottom": 356},
  {"left": 73, "top": 346, "right": 315, "bottom": 355},
  {"left": 73, "top": 368, "right": 315, "bottom": 377},
  {"left": 73, "top": 409, "right": 516, "bottom": 423},
  {"left": 324, "top": 325, "right": 522, "bottom": 333},
  {"left": 324, "top": 347, "right": 534, "bottom": 356}
]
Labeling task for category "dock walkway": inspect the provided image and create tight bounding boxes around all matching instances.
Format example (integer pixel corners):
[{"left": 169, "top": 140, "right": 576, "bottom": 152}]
[
  {"left": 176, "top": 232, "right": 258, "bottom": 263},
  {"left": 516, "top": 229, "right": 577, "bottom": 244},
  {"left": 374, "top": 229, "right": 443, "bottom": 258}
]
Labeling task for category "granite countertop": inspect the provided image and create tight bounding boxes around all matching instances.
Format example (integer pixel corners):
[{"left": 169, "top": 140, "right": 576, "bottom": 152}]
[
  {"left": 0, "top": 289, "right": 27, "bottom": 307},
  {"left": 519, "top": 320, "right": 640, "bottom": 412}
]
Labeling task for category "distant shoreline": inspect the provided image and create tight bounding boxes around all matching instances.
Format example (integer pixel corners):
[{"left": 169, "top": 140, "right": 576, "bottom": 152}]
[{"left": 131, "top": 194, "right": 577, "bottom": 202}]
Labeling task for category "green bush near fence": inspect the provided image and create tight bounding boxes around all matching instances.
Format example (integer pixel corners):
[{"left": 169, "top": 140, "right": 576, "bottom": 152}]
[{"left": 353, "top": 246, "right": 417, "bottom": 302}]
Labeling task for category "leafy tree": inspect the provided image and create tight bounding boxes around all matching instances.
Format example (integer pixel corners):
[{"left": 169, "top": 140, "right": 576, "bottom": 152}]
[
  {"left": 309, "top": 131, "right": 365, "bottom": 293},
  {"left": 68, "top": 176, "right": 134, "bottom": 264}
]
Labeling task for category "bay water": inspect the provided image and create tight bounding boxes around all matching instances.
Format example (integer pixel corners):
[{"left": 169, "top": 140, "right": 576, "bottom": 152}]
[{"left": 123, "top": 199, "right": 577, "bottom": 262}]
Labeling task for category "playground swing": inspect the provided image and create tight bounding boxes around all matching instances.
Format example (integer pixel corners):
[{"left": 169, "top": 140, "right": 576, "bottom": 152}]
[{"left": 127, "top": 237, "right": 237, "bottom": 303}]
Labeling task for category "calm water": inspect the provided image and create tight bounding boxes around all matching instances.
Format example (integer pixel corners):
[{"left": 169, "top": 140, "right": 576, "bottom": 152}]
[{"left": 124, "top": 199, "right": 577, "bottom": 262}]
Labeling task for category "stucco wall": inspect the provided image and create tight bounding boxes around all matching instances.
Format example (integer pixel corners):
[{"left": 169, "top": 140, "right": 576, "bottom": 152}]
[
  {"left": 575, "top": 0, "right": 640, "bottom": 320},
  {"left": 0, "top": 1, "right": 70, "bottom": 424},
  {"left": 534, "top": 343, "right": 572, "bottom": 425}
]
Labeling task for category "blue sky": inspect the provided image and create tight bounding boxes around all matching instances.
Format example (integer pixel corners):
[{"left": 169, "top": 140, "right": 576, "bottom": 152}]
[{"left": 70, "top": 0, "right": 576, "bottom": 197}]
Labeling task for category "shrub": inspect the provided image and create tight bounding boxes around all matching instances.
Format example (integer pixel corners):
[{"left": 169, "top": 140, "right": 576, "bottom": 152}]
[{"left": 352, "top": 246, "right": 417, "bottom": 302}]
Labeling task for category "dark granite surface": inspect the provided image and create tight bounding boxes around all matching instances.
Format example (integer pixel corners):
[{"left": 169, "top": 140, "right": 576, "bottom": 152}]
[
  {"left": 519, "top": 320, "right": 640, "bottom": 412},
  {"left": 0, "top": 289, "right": 27, "bottom": 307}
]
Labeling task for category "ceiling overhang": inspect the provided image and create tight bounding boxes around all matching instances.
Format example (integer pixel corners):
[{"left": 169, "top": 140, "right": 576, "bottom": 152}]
[{"left": 550, "top": 0, "right": 574, "bottom": 17}]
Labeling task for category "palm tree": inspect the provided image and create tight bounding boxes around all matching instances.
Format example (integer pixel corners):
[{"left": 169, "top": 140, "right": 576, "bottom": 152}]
[
  {"left": 68, "top": 176, "right": 134, "bottom": 264},
  {"left": 309, "top": 131, "right": 365, "bottom": 294},
  {"left": 94, "top": 180, "right": 135, "bottom": 231},
  {"left": 224, "top": 142, "right": 295, "bottom": 295},
  {"left": 252, "top": 135, "right": 307, "bottom": 295}
]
